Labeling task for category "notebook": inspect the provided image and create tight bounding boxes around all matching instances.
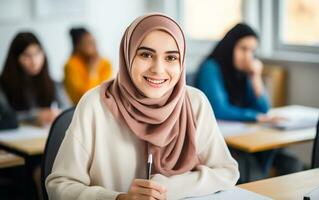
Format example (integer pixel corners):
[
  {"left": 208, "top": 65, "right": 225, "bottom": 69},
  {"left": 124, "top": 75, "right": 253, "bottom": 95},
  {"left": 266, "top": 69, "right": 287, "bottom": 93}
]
[
  {"left": 304, "top": 186, "right": 319, "bottom": 200},
  {"left": 269, "top": 117, "right": 318, "bottom": 130},
  {"left": 183, "top": 187, "right": 272, "bottom": 200},
  {"left": 267, "top": 105, "right": 319, "bottom": 131}
]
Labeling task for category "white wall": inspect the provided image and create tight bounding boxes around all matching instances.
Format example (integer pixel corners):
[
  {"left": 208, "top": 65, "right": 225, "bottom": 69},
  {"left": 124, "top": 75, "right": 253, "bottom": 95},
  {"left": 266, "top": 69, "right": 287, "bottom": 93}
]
[{"left": 0, "top": 0, "right": 146, "bottom": 81}]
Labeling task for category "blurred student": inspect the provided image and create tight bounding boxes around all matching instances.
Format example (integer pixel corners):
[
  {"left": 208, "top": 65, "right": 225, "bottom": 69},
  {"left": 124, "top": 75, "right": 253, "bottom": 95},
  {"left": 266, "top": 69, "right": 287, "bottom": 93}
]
[
  {"left": 0, "top": 32, "right": 69, "bottom": 127},
  {"left": 196, "top": 23, "right": 270, "bottom": 122},
  {"left": 195, "top": 23, "right": 302, "bottom": 180},
  {"left": 64, "top": 27, "right": 112, "bottom": 105},
  {"left": 0, "top": 31, "right": 71, "bottom": 200}
]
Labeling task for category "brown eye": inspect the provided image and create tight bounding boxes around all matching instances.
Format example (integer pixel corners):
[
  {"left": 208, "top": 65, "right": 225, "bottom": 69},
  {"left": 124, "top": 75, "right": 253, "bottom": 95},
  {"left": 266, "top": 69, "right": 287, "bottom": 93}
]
[
  {"left": 166, "top": 55, "right": 178, "bottom": 62},
  {"left": 140, "top": 52, "right": 152, "bottom": 58}
]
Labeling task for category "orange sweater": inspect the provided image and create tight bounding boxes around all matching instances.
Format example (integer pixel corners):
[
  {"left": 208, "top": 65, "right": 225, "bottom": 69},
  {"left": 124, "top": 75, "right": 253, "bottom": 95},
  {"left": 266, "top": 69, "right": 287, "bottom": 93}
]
[{"left": 64, "top": 55, "right": 112, "bottom": 104}]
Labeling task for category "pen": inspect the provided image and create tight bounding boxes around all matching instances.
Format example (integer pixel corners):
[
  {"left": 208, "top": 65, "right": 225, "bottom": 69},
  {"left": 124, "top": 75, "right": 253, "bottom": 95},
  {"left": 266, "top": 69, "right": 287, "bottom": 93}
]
[{"left": 147, "top": 153, "right": 152, "bottom": 179}]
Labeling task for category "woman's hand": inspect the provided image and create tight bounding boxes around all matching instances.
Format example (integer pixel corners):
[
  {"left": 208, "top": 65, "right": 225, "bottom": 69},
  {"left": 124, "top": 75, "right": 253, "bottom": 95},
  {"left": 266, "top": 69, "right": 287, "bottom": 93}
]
[
  {"left": 246, "top": 59, "right": 263, "bottom": 77},
  {"left": 245, "top": 59, "right": 264, "bottom": 97},
  {"left": 257, "top": 114, "right": 287, "bottom": 124},
  {"left": 117, "top": 179, "right": 166, "bottom": 200},
  {"left": 36, "top": 108, "right": 60, "bottom": 126}
]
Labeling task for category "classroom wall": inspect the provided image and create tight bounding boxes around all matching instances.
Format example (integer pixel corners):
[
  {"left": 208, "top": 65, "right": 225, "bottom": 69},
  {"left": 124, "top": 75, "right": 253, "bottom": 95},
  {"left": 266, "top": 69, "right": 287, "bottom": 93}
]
[{"left": 0, "top": 0, "right": 145, "bottom": 81}]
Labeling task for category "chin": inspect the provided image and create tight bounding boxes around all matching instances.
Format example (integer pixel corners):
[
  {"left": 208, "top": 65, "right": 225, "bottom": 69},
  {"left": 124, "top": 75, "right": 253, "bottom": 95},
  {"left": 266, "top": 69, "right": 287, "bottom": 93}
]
[
  {"left": 144, "top": 92, "right": 165, "bottom": 98},
  {"left": 142, "top": 88, "right": 168, "bottom": 98}
]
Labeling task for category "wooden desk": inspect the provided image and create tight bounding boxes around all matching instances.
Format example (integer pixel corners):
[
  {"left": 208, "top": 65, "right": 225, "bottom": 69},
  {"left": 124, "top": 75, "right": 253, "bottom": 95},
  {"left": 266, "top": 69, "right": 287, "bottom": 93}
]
[
  {"left": 222, "top": 105, "right": 318, "bottom": 182},
  {"left": 0, "top": 137, "right": 46, "bottom": 156},
  {"left": 239, "top": 168, "right": 319, "bottom": 200},
  {"left": 0, "top": 150, "right": 24, "bottom": 169},
  {"left": 0, "top": 126, "right": 48, "bottom": 156},
  {"left": 225, "top": 126, "right": 315, "bottom": 153},
  {"left": 224, "top": 105, "right": 318, "bottom": 153},
  {"left": 0, "top": 126, "right": 48, "bottom": 200}
]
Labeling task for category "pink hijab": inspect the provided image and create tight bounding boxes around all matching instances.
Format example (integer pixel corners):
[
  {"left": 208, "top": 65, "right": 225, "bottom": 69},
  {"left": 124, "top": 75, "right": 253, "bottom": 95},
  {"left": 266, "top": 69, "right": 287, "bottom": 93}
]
[{"left": 101, "top": 13, "right": 199, "bottom": 176}]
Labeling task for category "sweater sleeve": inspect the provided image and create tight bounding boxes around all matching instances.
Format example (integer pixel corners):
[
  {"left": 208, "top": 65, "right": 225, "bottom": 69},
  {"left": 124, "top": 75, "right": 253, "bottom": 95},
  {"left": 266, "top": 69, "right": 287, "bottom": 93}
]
[
  {"left": 45, "top": 91, "right": 122, "bottom": 200},
  {"left": 246, "top": 79, "right": 271, "bottom": 113},
  {"left": 151, "top": 89, "right": 240, "bottom": 200},
  {"left": 196, "top": 59, "right": 263, "bottom": 121}
]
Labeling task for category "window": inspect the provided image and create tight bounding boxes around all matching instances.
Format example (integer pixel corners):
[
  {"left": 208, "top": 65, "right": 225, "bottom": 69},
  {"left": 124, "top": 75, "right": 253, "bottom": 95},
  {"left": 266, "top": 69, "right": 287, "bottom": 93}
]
[
  {"left": 276, "top": 0, "right": 319, "bottom": 50},
  {"left": 182, "top": 0, "right": 243, "bottom": 40}
]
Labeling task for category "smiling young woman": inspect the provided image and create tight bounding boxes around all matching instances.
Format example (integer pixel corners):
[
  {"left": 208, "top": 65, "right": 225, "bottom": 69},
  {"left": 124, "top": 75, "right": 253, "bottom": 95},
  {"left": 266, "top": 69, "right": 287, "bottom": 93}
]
[
  {"left": 131, "top": 30, "right": 181, "bottom": 98},
  {"left": 46, "top": 13, "right": 239, "bottom": 200}
]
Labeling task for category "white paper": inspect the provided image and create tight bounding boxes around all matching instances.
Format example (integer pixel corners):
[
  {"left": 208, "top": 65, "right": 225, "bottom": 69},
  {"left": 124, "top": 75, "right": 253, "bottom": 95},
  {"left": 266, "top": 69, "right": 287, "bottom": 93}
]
[
  {"left": 267, "top": 105, "right": 319, "bottom": 130},
  {"left": 269, "top": 105, "right": 319, "bottom": 119},
  {"left": 183, "top": 187, "right": 272, "bottom": 200},
  {"left": 0, "top": 126, "right": 49, "bottom": 141},
  {"left": 217, "top": 121, "right": 258, "bottom": 137}
]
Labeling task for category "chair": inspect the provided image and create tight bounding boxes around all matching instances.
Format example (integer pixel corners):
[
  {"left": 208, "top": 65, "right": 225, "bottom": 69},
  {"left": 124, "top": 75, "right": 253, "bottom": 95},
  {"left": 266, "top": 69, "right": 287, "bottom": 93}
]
[
  {"left": 186, "top": 72, "right": 197, "bottom": 87},
  {"left": 41, "top": 107, "right": 75, "bottom": 200},
  {"left": 311, "top": 119, "right": 319, "bottom": 168},
  {"left": 262, "top": 65, "right": 287, "bottom": 107}
]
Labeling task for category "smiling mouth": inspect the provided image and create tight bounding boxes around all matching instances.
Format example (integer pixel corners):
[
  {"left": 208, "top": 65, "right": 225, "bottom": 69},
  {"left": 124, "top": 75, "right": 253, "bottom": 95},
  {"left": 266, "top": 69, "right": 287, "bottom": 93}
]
[{"left": 143, "top": 76, "right": 168, "bottom": 87}]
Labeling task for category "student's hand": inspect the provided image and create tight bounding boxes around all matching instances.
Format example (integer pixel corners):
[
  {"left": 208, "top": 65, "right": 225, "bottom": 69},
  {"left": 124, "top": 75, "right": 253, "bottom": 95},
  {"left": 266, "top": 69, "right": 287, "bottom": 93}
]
[
  {"left": 245, "top": 59, "right": 264, "bottom": 96},
  {"left": 116, "top": 179, "right": 167, "bottom": 200},
  {"left": 257, "top": 114, "right": 287, "bottom": 124},
  {"left": 246, "top": 59, "right": 263, "bottom": 77},
  {"left": 37, "top": 108, "right": 60, "bottom": 126}
]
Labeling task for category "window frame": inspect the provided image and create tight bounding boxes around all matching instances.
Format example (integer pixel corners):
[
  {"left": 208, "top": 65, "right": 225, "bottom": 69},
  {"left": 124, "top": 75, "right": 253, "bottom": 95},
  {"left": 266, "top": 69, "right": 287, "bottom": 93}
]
[
  {"left": 273, "top": 0, "right": 319, "bottom": 54},
  {"left": 145, "top": 0, "right": 319, "bottom": 64}
]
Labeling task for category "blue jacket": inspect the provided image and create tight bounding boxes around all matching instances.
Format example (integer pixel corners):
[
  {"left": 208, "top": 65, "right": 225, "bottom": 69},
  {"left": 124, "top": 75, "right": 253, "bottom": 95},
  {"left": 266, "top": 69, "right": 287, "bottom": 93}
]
[{"left": 196, "top": 58, "right": 270, "bottom": 121}]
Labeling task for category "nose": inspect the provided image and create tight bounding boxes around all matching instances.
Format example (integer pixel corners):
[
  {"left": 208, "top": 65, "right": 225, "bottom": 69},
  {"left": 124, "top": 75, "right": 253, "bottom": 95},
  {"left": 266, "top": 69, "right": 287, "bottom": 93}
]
[{"left": 149, "top": 57, "right": 165, "bottom": 74}]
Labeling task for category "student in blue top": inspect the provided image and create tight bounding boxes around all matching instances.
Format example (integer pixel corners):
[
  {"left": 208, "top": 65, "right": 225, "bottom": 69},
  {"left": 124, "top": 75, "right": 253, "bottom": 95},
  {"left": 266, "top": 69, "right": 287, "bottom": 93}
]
[
  {"left": 196, "top": 23, "right": 270, "bottom": 122},
  {"left": 196, "top": 23, "right": 302, "bottom": 181}
]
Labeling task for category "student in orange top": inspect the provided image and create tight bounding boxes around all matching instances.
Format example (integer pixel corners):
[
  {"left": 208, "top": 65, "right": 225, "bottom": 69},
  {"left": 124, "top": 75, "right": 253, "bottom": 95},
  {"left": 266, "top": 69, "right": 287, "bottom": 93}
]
[{"left": 64, "top": 27, "right": 112, "bottom": 104}]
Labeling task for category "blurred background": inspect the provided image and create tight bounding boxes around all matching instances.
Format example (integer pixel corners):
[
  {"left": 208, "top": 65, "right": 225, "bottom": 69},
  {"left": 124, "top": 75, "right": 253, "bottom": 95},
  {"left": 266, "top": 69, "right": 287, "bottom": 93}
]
[
  {"left": 1, "top": 0, "right": 318, "bottom": 106},
  {"left": 0, "top": 0, "right": 318, "bottom": 199}
]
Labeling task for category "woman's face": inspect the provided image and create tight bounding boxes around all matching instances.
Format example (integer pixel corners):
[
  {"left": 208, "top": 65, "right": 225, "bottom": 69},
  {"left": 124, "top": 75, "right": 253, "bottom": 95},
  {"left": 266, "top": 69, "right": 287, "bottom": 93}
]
[
  {"left": 131, "top": 30, "right": 181, "bottom": 99},
  {"left": 18, "top": 44, "right": 45, "bottom": 76},
  {"left": 78, "top": 33, "right": 98, "bottom": 58},
  {"left": 233, "top": 36, "right": 258, "bottom": 71}
]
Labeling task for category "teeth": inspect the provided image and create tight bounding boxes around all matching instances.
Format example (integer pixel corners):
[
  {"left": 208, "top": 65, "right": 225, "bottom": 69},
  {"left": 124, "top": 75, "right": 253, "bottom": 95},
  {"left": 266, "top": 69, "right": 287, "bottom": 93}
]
[{"left": 146, "top": 77, "right": 166, "bottom": 84}]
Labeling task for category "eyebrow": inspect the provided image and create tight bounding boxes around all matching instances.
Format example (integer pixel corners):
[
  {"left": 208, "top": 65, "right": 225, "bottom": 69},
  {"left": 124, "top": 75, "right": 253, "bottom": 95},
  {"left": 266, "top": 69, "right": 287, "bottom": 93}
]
[{"left": 137, "top": 46, "right": 179, "bottom": 54}]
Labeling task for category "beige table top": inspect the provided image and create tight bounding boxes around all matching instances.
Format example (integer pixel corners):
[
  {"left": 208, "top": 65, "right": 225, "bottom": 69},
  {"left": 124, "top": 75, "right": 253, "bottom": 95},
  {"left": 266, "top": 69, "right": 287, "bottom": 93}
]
[
  {"left": 225, "top": 126, "right": 315, "bottom": 153},
  {"left": 0, "top": 126, "right": 48, "bottom": 156},
  {"left": 0, "top": 150, "right": 24, "bottom": 168},
  {"left": 224, "top": 105, "right": 318, "bottom": 153},
  {"left": 239, "top": 168, "right": 319, "bottom": 200}
]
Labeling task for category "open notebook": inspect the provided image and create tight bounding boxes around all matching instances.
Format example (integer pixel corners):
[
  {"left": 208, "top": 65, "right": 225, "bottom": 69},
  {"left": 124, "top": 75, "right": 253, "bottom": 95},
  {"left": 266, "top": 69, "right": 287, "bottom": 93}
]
[
  {"left": 267, "top": 105, "right": 318, "bottom": 131},
  {"left": 183, "top": 187, "right": 272, "bottom": 200}
]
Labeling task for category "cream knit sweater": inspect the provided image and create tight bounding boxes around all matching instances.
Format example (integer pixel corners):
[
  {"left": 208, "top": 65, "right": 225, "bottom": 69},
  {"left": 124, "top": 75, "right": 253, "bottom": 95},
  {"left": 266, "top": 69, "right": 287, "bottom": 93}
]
[{"left": 46, "top": 85, "right": 239, "bottom": 200}]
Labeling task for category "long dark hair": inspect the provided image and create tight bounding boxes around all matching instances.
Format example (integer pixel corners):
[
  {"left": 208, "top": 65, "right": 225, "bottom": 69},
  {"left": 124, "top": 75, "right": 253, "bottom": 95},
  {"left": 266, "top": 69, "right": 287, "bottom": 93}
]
[
  {"left": 0, "top": 32, "right": 55, "bottom": 111},
  {"left": 208, "top": 23, "right": 258, "bottom": 107}
]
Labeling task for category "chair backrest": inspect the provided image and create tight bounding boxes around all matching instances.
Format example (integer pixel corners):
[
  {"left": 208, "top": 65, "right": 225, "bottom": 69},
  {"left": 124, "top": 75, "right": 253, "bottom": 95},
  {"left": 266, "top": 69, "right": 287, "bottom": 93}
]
[
  {"left": 311, "top": 119, "right": 319, "bottom": 168},
  {"left": 186, "top": 72, "right": 197, "bottom": 87},
  {"left": 41, "top": 107, "right": 75, "bottom": 199}
]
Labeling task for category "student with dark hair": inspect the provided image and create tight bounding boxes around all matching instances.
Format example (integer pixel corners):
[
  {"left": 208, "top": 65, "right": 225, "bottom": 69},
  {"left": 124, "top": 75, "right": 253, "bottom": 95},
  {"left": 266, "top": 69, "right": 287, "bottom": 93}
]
[
  {"left": 0, "top": 32, "right": 68, "bottom": 127},
  {"left": 0, "top": 31, "right": 71, "bottom": 200},
  {"left": 64, "top": 27, "right": 112, "bottom": 105},
  {"left": 196, "top": 23, "right": 303, "bottom": 180},
  {"left": 196, "top": 23, "right": 270, "bottom": 122}
]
